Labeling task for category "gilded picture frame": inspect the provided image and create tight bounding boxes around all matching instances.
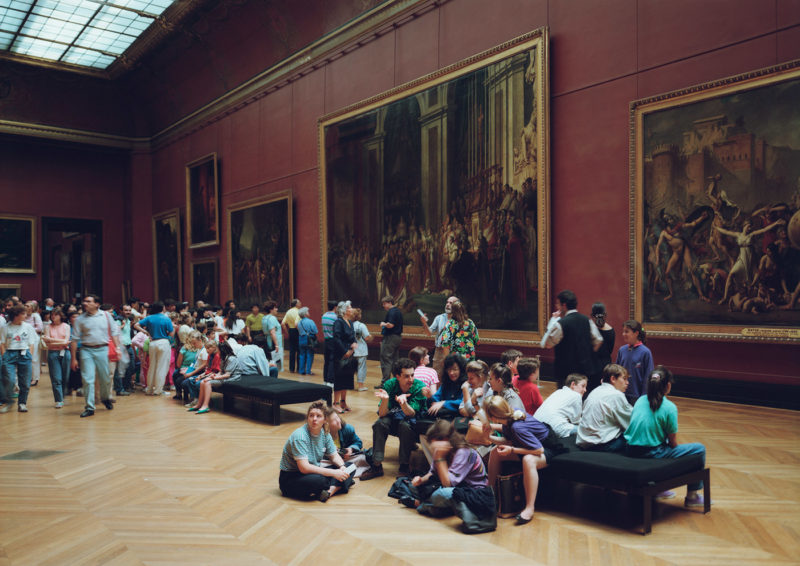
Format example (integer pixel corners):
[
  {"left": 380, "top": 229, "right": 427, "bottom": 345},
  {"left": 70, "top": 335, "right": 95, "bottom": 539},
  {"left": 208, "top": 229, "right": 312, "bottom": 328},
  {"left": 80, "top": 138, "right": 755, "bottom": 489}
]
[
  {"left": 630, "top": 60, "right": 800, "bottom": 343},
  {"left": 0, "top": 214, "right": 36, "bottom": 274},
  {"left": 318, "top": 28, "right": 550, "bottom": 344},
  {"left": 191, "top": 258, "right": 218, "bottom": 306},
  {"left": 227, "top": 190, "right": 294, "bottom": 310},
  {"left": 186, "top": 153, "right": 220, "bottom": 249},
  {"left": 0, "top": 283, "right": 22, "bottom": 301},
  {"left": 151, "top": 208, "right": 182, "bottom": 301}
]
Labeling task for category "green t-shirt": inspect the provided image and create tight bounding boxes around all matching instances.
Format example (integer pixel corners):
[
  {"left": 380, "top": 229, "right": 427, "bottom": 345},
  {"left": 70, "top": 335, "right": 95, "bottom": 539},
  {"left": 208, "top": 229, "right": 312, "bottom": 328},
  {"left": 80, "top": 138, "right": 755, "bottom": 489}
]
[
  {"left": 624, "top": 396, "right": 678, "bottom": 447},
  {"left": 381, "top": 377, "right": 427, "bottom": 414}
]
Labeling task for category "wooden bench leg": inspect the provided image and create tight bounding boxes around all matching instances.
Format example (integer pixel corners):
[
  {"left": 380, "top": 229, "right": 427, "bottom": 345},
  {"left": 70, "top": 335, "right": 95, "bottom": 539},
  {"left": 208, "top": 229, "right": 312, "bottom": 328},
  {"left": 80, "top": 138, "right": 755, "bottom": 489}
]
[
  {"left": 272, "top": 402, "right": 280, "bottom": 426},
  {"left": 703, "top": 468, "right": 711, "bottom": 514},
  {"left": 642, "top": 494, "right": 653, "bottom": 535}
]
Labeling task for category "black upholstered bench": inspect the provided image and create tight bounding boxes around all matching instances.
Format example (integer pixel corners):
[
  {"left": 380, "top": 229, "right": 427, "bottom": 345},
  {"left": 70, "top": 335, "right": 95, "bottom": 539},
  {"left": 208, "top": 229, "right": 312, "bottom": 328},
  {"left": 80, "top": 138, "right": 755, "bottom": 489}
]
[
  {"left": 219, "top": 375, "right": 332, "bottom": 425},
  {"left": 543, "top": 435, "right": 710, "bottom": 534}
]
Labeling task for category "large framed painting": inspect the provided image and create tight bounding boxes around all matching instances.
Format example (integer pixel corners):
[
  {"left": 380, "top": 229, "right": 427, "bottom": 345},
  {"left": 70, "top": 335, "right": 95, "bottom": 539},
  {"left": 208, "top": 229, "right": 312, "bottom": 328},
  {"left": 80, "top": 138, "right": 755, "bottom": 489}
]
[
  {"left": 228, "top": 191, "right": 293, "bottom": 310},
  {"left": 0, "top": 284, "right": 22, "bottom": 301},
  {"left": 0, "top": 214, "right": 36, "bottom": 273},
  {"left": 191, "top": 259, "right": 218, "bottom": 306},
  {"left": 630, "top": 60, "right": 800, "bottom": 343},
  {"left": 151, "top": 209, "right": 182, "bottom": 301},
  {"left": 186, "top": 153, "right": 220, "bottom": 249},
  {"left": 319, "top": 29, "right": 550, "bottom": 343}
]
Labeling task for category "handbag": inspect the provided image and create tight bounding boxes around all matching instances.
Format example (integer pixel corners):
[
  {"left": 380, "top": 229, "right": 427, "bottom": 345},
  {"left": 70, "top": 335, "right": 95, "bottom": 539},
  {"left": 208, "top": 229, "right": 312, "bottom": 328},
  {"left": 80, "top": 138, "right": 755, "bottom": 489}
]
[
  {"left": 495, "top": 471, "right": 525, "bottom": 518},
  {"left": 106, "top": 312, "right": 120, "bottom": 362},
  {"left": 466, "top": 419, "right": 492, "bottom": 446}
]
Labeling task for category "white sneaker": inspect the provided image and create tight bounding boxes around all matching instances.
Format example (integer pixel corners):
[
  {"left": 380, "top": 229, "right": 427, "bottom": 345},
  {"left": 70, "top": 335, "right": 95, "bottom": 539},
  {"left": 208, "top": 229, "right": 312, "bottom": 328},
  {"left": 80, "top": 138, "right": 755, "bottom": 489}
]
[
  {"left": 55, "top": 402, "right": 64, "bottom": 409},
  {"left": 18, "top": 403, "right": 28, "bottom": 412},
  {"left": 0, "top": 404, "right": 9, "bottom": 414}
]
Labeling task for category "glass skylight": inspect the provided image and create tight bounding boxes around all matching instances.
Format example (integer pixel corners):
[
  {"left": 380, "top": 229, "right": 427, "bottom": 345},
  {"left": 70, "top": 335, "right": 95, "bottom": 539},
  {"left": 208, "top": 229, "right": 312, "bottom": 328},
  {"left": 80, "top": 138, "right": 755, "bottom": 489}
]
[{"left": 0, "top": 0, "right": 176, "bottom": 70}]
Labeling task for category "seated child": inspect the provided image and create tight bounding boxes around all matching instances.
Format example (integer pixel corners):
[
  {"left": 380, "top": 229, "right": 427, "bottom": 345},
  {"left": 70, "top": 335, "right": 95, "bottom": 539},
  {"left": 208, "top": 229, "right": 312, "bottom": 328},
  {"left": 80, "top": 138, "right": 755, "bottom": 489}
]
[
  {"left": 501, "top": 349, "right": 522, "bottom": 388},
  {"left": 409, "top": 346, "right": 439, "bottom": 397},
  {"left": 408, "top": 420, "right": 496, "bottom": 533},
  {"left": 534, "top": 373, "right": 587, "bottom": 437},
  {"left": 516, "top": 357, "right": 544, "bottom": 415},
  {"left": 624, "top": 366, "right": 709, "bottom": 508},
  {"left": 576, "top": 364, "right": 632, "bottom": 452},
  {"left": 459, "top": 359, "right": 490, "bottom": 417}
]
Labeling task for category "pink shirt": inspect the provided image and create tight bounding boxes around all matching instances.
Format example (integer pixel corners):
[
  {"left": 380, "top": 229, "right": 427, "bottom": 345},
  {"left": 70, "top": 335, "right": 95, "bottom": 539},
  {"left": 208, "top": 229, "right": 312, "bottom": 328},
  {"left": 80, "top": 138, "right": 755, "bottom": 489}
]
[
  {"left": 46, "top": 322, "right": 71, "bottom": 350},
  {"left": 414, "top": 366, "right": 440, "bottom": 388}
]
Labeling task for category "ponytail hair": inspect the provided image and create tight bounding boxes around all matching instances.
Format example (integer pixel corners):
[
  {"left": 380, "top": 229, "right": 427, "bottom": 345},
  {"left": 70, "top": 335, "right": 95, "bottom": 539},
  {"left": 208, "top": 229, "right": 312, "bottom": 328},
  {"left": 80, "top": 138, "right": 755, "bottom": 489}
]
[
  {"left": 489, "top": 363, "right": 513, "bottom": 390},
  {"left": 623, "top": 319, "right": 646, "bottom": 344},
  {"left": 647, "top": 365, "right": 674, "bottom": 412}
]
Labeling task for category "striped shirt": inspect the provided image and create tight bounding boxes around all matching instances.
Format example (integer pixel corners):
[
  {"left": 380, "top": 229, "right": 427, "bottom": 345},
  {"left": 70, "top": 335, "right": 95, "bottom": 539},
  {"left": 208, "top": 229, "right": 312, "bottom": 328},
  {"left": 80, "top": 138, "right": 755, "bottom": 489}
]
[{"left": 321, "top": 311, "right": 337, "bottom": 339}]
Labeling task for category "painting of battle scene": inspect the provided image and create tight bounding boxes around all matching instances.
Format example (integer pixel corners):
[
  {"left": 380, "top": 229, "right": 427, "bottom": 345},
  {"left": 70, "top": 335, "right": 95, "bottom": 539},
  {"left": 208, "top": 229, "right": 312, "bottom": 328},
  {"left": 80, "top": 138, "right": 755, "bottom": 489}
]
[
  {"left": 321, "top": 32, "right": 549, "bottom": 335},
  {"left": 634, "top": 65, "right": 800, "bottom": 339},
  {"left": 228, "top": 192, "right": 293, "bottom": 311},
  {"left": 152, "top": 209, "right": 182, "bottom": 301}
]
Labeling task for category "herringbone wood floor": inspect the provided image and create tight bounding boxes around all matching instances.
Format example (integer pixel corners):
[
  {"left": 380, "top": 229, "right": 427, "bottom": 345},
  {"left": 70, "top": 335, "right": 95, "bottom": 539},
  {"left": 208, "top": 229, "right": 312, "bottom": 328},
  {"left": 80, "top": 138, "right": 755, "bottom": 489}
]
[{"left": 1, "top": 359, "right": 798, "bottom": 566}]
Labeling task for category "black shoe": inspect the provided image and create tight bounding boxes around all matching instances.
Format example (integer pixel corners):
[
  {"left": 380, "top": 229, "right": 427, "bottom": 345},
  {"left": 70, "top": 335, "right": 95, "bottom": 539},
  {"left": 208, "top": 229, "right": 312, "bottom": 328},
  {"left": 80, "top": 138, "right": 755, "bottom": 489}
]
[
  {"left": 515, "top": 513, "right": 533, "bottom": 525},
  {"left": 360, "top": 465, "right": 384, "bottom": 481},
  {"left": 398, "top": 496, "right": 418, "bottom": 508},
  {"left": 117, "top": 391, "right": 131, "bottom": 397},
  {"left": 102, "top": 400, "right": 114, "bottom": 410},
  {"left": 397, "top": 465, "right": 411, "bottom": 477},
  {"left": 80, "top": 410, "right": 94, "bottom": 418}
]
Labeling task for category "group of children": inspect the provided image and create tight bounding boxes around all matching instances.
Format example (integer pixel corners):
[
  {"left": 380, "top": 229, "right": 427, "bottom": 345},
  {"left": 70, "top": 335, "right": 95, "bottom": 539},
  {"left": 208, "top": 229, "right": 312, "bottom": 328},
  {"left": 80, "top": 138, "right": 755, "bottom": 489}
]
[{"left": 278, "top": 317, "right": 708, "bottom": 530}]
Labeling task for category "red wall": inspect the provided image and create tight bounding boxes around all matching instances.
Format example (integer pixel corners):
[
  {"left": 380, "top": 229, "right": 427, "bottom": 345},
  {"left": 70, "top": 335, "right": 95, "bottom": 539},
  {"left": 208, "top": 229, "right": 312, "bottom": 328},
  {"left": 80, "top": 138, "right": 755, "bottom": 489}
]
[
  {"left": 0, "top": 136, "right": 129, "bottom": 304},
  {"left": 5, "top": 0, "right": 800, "bottom": 385}
]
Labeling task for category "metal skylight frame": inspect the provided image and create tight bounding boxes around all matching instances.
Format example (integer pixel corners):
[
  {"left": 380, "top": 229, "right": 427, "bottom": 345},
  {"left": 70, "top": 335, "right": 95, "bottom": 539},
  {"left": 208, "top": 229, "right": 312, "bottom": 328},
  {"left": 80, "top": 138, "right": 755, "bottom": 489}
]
[{"left": 0, "top": 0, "right": 176, "bottom": 74}]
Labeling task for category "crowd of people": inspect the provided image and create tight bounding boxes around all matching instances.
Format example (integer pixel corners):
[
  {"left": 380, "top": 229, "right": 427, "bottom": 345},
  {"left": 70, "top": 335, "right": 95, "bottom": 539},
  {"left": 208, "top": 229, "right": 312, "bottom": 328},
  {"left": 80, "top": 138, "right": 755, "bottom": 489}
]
[
  {"left": 0, "top": 294, "right": 304, "bottom": 417},
  {"left": 278, "top": 288, "right": 709, "bottom": 532},
  {"left": 1, "top": 288, "right": 709, "bottom": 531}
]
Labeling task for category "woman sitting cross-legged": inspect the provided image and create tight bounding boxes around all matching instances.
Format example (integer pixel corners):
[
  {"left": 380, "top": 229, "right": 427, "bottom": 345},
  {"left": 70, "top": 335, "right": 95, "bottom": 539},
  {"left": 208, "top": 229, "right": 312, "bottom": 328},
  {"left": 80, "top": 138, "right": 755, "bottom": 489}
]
[
  {"left": 181, "top": 339, "right": 218, "bottom": 407},
  {"left": 405, "top": 420, "right": 496, "bottom": 533},
  {"left": 279, "top": 400, "right": 355, "bottom": 501},
  {"left": 484, "top": 396, "right": 550, "bottom": 525}
]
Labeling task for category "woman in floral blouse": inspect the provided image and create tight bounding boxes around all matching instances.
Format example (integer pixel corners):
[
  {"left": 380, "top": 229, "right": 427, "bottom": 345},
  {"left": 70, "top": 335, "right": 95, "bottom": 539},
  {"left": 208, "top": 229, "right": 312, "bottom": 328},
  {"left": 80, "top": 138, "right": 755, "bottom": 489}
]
[{"left": 440, "top": 301, "right": 479, "bottom": 360}]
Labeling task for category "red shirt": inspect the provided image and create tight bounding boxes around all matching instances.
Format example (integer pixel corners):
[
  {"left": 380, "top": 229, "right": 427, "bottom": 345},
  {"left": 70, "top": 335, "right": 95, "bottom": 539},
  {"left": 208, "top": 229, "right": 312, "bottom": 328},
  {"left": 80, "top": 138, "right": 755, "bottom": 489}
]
[{"left": 517, "top": 380, "right": 544, "bottom": 415}]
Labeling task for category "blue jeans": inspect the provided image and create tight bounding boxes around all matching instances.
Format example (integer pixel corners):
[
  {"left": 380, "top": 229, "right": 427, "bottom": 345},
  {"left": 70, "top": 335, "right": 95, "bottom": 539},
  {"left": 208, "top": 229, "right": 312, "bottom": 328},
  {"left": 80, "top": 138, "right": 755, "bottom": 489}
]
[
  {"left": 79, "top": 346, "right": 111, "bottom": 411},
  {"left": 47, "top": 349, "right": 71, "bottom": 403},
  {"left": 417, "top": 487, "right": 456, "bottom": 517},
  {"left": 2, "top": 350, "right": 32, "bottom": 405},
  {"left": 628, "top": 443, "right": 706, "bottom": 490},
  {"left": 299, "top": 343, "right": 314, "bottom": 374}
]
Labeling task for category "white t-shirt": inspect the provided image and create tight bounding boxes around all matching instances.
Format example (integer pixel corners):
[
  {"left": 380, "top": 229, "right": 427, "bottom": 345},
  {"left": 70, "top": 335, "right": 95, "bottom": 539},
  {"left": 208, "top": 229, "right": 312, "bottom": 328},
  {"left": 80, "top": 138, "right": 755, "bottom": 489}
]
[
  {"left": 576, "top": 383, "right": 632, "bottom": 447},
  {"left": 534, "top": 386, "right": 583, "bottom": 438},
  {"left": 1, "top": 321, "right": 37, "bottom": 351}
]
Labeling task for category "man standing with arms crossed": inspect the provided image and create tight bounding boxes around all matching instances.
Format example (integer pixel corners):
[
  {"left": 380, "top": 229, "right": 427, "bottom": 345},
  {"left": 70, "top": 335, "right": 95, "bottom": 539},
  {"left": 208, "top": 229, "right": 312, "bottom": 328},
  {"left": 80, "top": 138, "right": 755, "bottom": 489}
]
[{"left": 70, "top": 295, "right": 121, "bottom": 418}]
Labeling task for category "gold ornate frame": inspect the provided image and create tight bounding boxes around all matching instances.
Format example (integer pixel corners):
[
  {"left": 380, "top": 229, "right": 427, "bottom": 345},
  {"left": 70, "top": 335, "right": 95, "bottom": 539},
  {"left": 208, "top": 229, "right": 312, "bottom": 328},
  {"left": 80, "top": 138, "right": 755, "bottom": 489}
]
[
  {"left": 186, "top": 152, "right": 220, "bottom": 249},
  {"left": 318, "top": 28, "right": 550, "bottom": 344},
  {"left": 190, "top": 258, "right": 219, "bottom": 306},
  {"left": 227, "top": 190, "right": 294, "bottom": 310},
  {"left": 630, "top": 60, "right": 800, "bottom": 343},
  {"left": 0, "top": 283, "right": 22, "bottom": 300},
  {"left": 0, "top": 214, "right": 36, "bottom": 274},
  {"left": 151, "top": 208, "right": 182, "bottom": 301}
]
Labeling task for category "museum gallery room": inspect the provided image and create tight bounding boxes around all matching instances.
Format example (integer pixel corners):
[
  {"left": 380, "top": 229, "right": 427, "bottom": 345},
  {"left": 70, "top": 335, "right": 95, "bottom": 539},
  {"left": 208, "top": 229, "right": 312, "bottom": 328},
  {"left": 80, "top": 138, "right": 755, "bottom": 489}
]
[{"left": 1, "top": 0, "right": 799, "bottom": 564}]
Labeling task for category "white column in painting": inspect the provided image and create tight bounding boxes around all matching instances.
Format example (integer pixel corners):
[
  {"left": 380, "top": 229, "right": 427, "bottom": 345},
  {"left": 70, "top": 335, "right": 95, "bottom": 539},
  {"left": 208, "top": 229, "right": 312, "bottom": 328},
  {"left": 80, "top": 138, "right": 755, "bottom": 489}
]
[{"left": 417, "top": 86, "right": 448, "bottom": 228}]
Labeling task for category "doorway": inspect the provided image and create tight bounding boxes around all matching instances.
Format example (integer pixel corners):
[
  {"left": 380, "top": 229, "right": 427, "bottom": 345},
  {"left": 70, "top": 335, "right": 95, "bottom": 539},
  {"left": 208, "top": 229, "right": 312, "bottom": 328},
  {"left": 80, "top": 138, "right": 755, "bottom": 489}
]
[{"left": 41, "top": 218, "right": 102, "bottom": 303}]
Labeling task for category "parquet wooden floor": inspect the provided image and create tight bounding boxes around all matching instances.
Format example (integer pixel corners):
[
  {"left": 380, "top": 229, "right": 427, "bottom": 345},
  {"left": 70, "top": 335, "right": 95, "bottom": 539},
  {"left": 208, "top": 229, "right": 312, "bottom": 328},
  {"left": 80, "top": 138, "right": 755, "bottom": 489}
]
[{"left": 1, "top": 359, "right": 798, "bottom": 565}]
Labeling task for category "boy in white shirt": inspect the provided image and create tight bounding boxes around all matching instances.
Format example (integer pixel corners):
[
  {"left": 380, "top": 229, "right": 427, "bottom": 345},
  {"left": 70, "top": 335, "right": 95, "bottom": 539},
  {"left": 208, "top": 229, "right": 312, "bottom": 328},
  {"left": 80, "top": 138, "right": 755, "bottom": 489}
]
[
  {"left": 534, "top": 373, "right": 587, "bottom": 438},
  {"left": 576, "top": 364, "right": 632, "bottom": 452}
]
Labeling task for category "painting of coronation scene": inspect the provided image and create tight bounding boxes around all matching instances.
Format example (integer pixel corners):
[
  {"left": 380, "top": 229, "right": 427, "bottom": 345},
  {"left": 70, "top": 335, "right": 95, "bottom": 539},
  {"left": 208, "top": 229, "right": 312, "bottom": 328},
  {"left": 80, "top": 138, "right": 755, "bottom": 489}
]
[
  {"left": 322, "top": 38, "right": 547, "bottom": 332},
  {"left": 639, "top": 72, "right": 800, "bottom": 330}
]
